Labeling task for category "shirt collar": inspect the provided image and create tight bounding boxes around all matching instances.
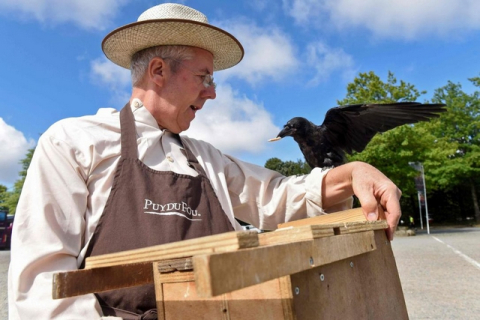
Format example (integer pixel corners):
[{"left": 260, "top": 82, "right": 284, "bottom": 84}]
[{"left": 130, "top": 98, "right": 161, "bottom": 130}]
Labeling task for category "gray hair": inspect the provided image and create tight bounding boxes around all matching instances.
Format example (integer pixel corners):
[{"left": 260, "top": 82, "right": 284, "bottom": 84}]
[{"left": 130, "top": 45, "right": 195, "bottom": 86}]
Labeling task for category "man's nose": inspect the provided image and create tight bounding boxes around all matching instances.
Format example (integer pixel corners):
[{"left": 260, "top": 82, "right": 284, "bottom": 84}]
[{"left": 201, "top": 85, "right": 216, "bottom": 100}]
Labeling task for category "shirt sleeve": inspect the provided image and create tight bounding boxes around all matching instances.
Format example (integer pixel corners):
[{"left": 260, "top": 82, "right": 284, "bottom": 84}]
[
  {"left": 223, "top": 155, "right": 349, "bottom": 230},
  {"left": 8, "top": 131, "right": 104, "bottom": 319}
]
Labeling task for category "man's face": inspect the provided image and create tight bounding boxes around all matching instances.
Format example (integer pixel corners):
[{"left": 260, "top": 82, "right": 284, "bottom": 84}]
[{"left": 155, "top": 47, "right": 216, "bottom": 133}]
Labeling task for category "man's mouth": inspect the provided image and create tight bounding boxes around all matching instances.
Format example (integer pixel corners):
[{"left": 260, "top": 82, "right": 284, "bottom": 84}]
[{"left": 190, "top": 105, "right": 200, "bottom": 111}]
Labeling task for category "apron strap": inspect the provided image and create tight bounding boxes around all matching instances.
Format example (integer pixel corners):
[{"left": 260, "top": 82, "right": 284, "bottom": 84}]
[
  {"left": 178, "top": 135, "right": 208, "bottom": 176},
  {"left": 120, "top": 102, "right": 139, "bottom": 159}
]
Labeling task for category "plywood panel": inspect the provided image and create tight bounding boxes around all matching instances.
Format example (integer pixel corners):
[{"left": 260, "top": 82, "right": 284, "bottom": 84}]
[
  {"left": 85, "top": 230, "right": 259, "bottom": 269},
  {"left": 290, "top": 230, "right": 408, "bottom": 320},
  {"left": 260, "top": 220, "right": 387, "bottom": 246},
  {"left": 278, "top": 207, "right": 386, "bottom": 229},
  {"left": 226, "top": 278, "right": 292, "bottom": 320},
  {"left": 193, "top": 231, "right": 376, "bottom": 297},
  {"left": 163, "top": 282, "right": 227, "bottom": 320},
  {"left": 154, "top": 270, "right": 293, "bottom": 320}
]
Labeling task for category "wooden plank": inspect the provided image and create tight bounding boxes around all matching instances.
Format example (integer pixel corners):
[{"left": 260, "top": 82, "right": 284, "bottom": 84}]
[
  {"left": 54, "top": 258, "right": 195, "bottom": 299},
  {"left": 278, "top": 208, "right": 366, "bottom": 228},
  {"left": 290, "top": 230, "right": 408, "bottom": 319},
  {"left": 156, "top": 258, "right": 193, "bottom": 273},
  {"left": 85, "top": 230, "right": 259, "bottom": 269},
  {"left": 278, "top": 207, "right": 386, "bottom": 228},
  {"left": 225, "top": 277, "right": 292, "bottom": 320},
  {"left": 52, "top": 262, "right": 153, "bottom": 299},
  {"left": 154, "top": 270, "right": 293, "bottom": 320},
  {"left": 259, "top": 225, "right": 334, "bottom": 246},
  {"left": 162, "top": 281, "right": 227, "bottom": 320},
  {"left": 278, "top": 276, "right": 296, "bottom": 320},
  {"left": 192, "top": 231, "right": 376, "bottom": 298},
  {"left": 153, "top": 262, "right": 166, "bottom": 320},
  {"left": 259, "top": 220, "right": 387, "bottom": 246}
]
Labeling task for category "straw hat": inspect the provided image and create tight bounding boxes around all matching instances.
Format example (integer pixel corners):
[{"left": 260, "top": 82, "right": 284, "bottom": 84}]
[{"left": 102, "top": 3, "right": 244, "bottom": 71}]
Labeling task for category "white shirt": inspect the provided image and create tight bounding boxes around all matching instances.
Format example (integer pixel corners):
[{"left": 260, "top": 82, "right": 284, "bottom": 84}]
[{"left": 8, "top": 99, "right": 344, "bottom": 319}]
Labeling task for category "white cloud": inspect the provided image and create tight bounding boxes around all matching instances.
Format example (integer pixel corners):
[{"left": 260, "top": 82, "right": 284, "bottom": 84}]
[
  {"left": 217, "top": 20, "right": 300, "bottom": 85},
  {"left": 0, "top": 118, "right": 36, "bottom": 188},
  {"left": 91, "top": 58, "right": 131, "bottom": 89},
  {"left": 306, "top": 42, "right": 355, "bottom": 85},
  {"left": 90, "top": 57, "right": 131, "bottom": 105},
  {"left": 247, "top": 0, "right": 270, "bottom": 12},
  {"left": 282, "top": 0, "right": 325, "bottom": 25},
  {"left": 184, "top": 84, "right": 280, "bottom": 155},
  {"left": 0, "top": 0, "right": 129, "bottom": 30},
  {"left": 283, "top": 0, "right": 480, "bottom": 39}
]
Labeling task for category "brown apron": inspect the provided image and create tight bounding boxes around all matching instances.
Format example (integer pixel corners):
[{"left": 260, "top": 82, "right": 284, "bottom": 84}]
[{"left": 82, "top": 103, "right": 234, "bottom": 319}]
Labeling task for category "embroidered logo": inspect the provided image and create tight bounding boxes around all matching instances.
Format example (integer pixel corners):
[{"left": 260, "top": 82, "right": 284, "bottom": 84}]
[{"left": 143, "top": 199, "right": 202, "bottom": 221}]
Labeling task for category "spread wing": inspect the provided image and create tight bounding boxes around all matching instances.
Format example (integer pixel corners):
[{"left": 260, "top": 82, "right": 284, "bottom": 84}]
[{"left": 320, "top": 102, "right": 446, "bottom": 154}]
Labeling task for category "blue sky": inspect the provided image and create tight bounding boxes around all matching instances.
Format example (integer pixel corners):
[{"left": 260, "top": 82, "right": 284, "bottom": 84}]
[{"left": 1, "top": 0, "right": 480, "bottom": 189}]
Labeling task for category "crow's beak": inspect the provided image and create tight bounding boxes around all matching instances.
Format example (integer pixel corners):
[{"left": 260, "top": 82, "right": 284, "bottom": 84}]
[
  {"left": 268, "top": 126, "right": 293, "bottom": 142},
  {"left": 277, "top": 126, "right": 295, "bottom": 138}
]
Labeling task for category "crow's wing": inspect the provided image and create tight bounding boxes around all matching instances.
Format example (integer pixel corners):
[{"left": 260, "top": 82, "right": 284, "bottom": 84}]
[{"left": 320, "top": 102, "right": 446, "bottom": 154}]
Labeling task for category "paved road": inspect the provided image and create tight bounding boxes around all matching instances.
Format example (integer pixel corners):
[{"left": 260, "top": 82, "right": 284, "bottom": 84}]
[
  {"left": 1, "top": 227, "right": 479, "bottom": 319},
  {"left": 0, "top": 250, "right": 9, "bottom": 320},
  {"left": 391, "top": 227, "right": 480, "bottom": 320}
]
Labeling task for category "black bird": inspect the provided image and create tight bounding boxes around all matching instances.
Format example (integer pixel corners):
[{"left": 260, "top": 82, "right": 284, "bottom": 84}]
[{"left": 269, "top": 102, "right": 446, "bottom": 168}]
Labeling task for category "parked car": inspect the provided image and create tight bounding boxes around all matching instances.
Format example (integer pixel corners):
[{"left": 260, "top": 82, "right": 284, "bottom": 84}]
[{"left": 0, "top": 210, "right": 14, "bottom": 250}]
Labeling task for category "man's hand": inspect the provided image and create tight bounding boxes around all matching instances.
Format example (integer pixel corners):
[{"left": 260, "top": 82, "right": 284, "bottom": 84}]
[{"left": 322, "top": 161, "right": 402, "bottom": 241}]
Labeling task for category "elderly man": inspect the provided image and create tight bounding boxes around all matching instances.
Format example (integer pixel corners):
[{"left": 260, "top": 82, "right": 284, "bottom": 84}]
[{"left": 8, "top": 3, "right": 401, "bottom": 319}]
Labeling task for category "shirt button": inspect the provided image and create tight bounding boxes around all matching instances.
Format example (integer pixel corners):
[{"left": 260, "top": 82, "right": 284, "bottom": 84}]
[
  {"left": 133, "top": 100, "right": 141, "bottom": 108},
  {"left": 167, "top": 156, "right": 174, "bottom": 163}
]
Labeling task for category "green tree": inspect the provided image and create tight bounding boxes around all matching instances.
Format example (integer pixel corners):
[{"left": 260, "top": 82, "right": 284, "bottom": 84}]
[
  {"left": 0, "top": 185, "right": 8, "bottom": 211},
  {"left": 338, "top": 71, "right": 425, "bottom": 105},
  {"left": 430, "top": 79, "right": 480, "bottom": 221},
  {"left": 265, "top": 157, "right": 311, "bottom": 176},
  {"left": 3, "top": 148, "right": 35, "bottom": 215}
]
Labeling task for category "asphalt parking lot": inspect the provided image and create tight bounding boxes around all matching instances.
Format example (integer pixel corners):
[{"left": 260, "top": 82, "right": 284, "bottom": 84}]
[
  {"left": 391, "top": 226, "right": 480, "bottom": 320},
  {"left": 1, "top": 226, "right": 479, "bottom": 319}
]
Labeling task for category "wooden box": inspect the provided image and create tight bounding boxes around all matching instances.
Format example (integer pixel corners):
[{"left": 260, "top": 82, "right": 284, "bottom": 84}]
[{"left": 53, "top": 208, "right": 408, "bottom": 319}]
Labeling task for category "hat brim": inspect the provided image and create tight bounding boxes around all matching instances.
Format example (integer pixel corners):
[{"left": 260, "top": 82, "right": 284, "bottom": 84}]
[{"left": 102, "top": 19, "right": 244, "bottom": 71}]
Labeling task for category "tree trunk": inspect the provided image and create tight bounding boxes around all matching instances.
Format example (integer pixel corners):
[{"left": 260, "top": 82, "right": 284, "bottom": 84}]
[{"left": 470, "top": 179, "right": 480, "bottom": 222}]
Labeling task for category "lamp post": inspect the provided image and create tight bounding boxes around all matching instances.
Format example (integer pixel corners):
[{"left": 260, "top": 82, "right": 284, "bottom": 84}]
[
  {"left": 416, "top": 191, "right": 424, "bottom": 230},
  {"left": 409, "top": 162, "right": 430, "bottom": 234}
]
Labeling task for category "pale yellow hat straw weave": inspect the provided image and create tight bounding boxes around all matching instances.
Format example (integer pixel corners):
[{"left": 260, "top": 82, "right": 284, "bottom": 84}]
[{"left": 102, "top": 3, "right": 244, "bottom": 71}]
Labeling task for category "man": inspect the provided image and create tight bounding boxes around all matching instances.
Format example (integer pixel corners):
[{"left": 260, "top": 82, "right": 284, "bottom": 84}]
[{"left": 8, "top": 3, "right": 401, "bottom": 319}]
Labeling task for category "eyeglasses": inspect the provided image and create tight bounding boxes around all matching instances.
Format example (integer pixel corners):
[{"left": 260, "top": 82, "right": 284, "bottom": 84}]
[{"left": 170, "top": 59, "right": 216, "bottom": 90}]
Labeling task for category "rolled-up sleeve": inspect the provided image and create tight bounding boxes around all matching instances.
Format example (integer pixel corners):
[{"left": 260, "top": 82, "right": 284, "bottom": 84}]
[
  {"left": 8, "top": 131, "right": 103, "bottom": 319},
  {"left": 224, "top": 155, "right": 337, "bottom": 230}
]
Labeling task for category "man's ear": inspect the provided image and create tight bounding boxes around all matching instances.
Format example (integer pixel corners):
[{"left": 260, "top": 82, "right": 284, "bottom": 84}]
[{"left": 148, "top": 57, "right": 167, "bottom": 87}]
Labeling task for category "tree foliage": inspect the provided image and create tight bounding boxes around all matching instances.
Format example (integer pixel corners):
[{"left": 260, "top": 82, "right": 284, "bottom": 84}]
[
  {"left": 429, "top": 79, "right": 480, "bottom": 220},
  {"left": 265, "top": 157, "right": 311, "bottom": 176},
  {"left": 0, "top": 185, "right": 8, "bottom": 212},
  {"left": 0, "top": 148, "right": 35, "bottom": 214},
  {"left": 337, "top": 71, "right": 425, "bottom": 105}
]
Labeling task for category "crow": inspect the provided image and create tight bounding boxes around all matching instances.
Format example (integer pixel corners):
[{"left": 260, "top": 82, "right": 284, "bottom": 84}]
[{"left": 269, "top": 102, "right": 446, "bottom": 169}]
